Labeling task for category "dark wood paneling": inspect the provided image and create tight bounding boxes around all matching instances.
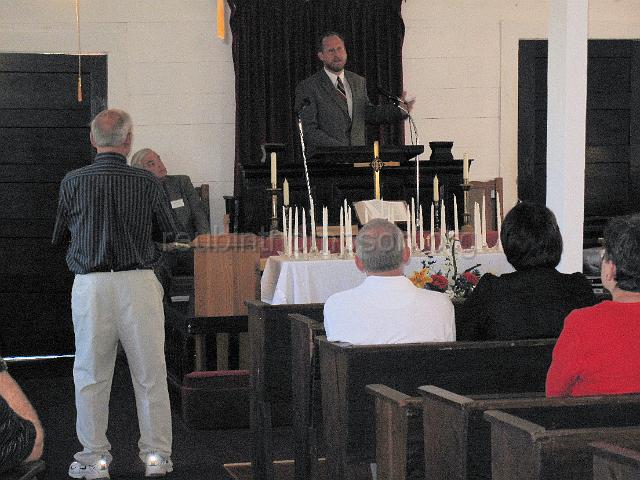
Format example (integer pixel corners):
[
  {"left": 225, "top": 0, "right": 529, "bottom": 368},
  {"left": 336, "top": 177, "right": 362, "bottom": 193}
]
[
  {"left": 0, "top": 53, "right": 106, "bottom": 357},
  {"left": 518, "top": 40, "right": 640, "bottom": 245}
]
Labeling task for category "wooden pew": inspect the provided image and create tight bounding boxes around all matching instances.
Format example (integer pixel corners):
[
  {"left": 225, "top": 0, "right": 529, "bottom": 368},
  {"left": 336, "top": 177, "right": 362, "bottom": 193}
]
[
  {"left": 289, "top": 313, "right": 326, "bottom": 480},
  {"left": 318, "top": 337, "right": 556, "bottom": 480},
  {"left": 484, "top": 401, "right": 640, "bottom": 480},
  {"left": 246, "top": 300, "right": 324, "bottom": 480},
  {"left": 591, "top": 441, "right": 640, "bottom": 480}
]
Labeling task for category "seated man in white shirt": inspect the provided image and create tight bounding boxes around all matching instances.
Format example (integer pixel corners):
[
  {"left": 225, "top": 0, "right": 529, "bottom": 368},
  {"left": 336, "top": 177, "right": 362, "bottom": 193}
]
[{"left": 324, "top": 218, "right": 456, "bottom": 344}]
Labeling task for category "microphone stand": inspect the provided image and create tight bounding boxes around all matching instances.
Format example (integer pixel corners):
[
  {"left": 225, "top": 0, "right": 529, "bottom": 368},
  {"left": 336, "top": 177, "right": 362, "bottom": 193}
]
[{"left": 296, "top": 105, "right": 318, "bottom": 253}]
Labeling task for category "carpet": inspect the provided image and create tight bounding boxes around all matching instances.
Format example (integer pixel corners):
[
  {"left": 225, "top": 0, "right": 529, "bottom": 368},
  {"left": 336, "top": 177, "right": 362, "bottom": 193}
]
[{"left": 224, "top": 459, "right": 328, "bottom": 480}]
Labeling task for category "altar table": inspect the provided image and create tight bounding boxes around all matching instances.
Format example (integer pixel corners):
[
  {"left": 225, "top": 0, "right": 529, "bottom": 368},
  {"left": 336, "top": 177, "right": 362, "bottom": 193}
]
[{"left": 261, "top": 251, "right": 514, "bottom": 305}]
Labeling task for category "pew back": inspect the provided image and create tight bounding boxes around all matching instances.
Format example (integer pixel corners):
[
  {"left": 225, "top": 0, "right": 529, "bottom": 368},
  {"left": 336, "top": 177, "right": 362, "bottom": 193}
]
[
  {"left": 422, "top": 386, "right": 640, "bottom": 480},
  {"left": 591, "top": 441, "right": 640, "bottom": 480},
  {"left": 246, "top": 300, "right": 324, "bottom": 480},
  {"left": 318, "top": 337, "right": 555, "bottom": 480},
  {"left": 485, "top": 403, "right": 640, "bottom": 480}
]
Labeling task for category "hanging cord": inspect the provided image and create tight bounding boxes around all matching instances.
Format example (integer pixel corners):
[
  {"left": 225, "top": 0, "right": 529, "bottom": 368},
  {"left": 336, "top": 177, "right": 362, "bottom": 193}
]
[{"left": 75, "top": 0, "right": 82, "bottom": 102}]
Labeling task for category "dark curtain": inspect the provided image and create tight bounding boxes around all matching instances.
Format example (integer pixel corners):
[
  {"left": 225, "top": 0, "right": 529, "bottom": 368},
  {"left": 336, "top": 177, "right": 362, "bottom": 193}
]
[{"left": 227, "top": 0, "right": 406, "bottom": 191}]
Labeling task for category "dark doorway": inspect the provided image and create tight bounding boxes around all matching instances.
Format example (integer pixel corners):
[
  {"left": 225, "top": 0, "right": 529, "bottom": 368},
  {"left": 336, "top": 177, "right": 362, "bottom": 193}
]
[
  {"left": 518, "top": 40, "right": 640, "bottom": 246},
  {"left": 0, "top": 53, "right": 106, "bottom": 356}
]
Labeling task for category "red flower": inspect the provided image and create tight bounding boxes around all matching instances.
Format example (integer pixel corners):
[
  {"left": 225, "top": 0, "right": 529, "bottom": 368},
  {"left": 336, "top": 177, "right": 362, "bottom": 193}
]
[
  {"left": 431, "top": 274, "right": 449, "bottom": 291},
  {"left": 463, "top": 271, "right": 479, "bottom": 286}
]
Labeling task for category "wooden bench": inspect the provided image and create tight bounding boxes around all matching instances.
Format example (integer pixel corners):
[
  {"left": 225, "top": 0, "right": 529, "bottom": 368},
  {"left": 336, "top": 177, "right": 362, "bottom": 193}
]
[
  {"left": 591, "top": 441, "right": 640, "bottom": 480},
  {"left": 246, "top": 300, "right": 324, "bottom": 480},
  {"left": 318, "top": 338, "right": 557, "bottom": 480},
  {"left": 484, "top": 400, "right": 640, "bottom": 480}
]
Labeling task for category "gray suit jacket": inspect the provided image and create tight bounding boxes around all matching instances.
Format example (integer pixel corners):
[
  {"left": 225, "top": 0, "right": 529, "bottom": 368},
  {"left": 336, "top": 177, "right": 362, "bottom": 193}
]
[
  {"left": 161, "top": 175, "right": 210, "bottom": 241},
  {"left": 294, "top": 69, "right": 406, "bottom": 156}
]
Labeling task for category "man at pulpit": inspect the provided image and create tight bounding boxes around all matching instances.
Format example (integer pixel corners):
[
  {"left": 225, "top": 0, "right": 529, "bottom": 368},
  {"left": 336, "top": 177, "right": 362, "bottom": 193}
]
[
  {"left": 294, "top": 32, "right": 413, "bottom": 155},
  {"left": 324, "top": 219, "right": 455, "bottom": 344}
]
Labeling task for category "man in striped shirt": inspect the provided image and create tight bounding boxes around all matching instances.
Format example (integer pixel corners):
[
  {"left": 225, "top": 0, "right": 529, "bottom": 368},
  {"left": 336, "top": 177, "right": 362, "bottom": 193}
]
[{"left": 53, "top": 109, "right": 179, "bottom": 478}]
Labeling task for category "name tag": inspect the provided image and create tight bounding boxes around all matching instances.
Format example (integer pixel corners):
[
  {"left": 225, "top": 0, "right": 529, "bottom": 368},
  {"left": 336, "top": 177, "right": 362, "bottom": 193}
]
[{"left": 171, "top": 199, "right": 185, "bottom": 209}]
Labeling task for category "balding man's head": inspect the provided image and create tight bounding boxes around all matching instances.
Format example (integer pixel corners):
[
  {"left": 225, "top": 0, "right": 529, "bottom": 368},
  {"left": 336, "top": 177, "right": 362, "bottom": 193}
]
[
  {"left": 355, "top": 219, "right": 406, "bottom": 273},
  {"left": 90, "top": 109, "right": 133, "bottom": 150}
]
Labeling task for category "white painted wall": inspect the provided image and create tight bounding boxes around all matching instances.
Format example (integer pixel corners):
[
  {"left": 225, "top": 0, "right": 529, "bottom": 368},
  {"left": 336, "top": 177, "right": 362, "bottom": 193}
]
[
  {"left": 1, "top": 1, "right": 639, "bottom": 226},
  {"left": 0, "top": 0, "right": 234, "bottom": 231}
]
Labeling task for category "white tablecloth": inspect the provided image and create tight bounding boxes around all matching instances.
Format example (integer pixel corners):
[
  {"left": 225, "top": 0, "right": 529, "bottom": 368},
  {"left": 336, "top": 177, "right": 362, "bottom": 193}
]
[{"left": 261, "top": 251, "right": 514, "bottom": 305}]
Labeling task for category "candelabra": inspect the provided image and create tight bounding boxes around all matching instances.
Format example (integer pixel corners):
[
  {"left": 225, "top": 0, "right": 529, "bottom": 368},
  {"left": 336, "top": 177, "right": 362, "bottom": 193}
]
[{"left": 460, "top": 183, "right": 473, "bottom": 232}]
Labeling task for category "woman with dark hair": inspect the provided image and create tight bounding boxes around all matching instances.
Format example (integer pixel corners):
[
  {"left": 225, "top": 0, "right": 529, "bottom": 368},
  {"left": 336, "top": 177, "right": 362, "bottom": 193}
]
[
  {"left": 457, "top": 201, "right": 595, "bottom": 340},
  {"left": 547, "top": 214, "right": 640, "bottom": 397}
]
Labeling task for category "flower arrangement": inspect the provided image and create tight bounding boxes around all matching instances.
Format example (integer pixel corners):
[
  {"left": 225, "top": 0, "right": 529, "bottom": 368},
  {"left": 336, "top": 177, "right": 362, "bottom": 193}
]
[{"left": 408, "top": 233, "right": 482, "bottom": 298}]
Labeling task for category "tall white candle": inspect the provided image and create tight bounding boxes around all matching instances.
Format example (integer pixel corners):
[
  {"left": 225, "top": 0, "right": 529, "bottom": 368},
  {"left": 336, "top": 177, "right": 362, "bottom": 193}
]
[
  {"left": 322, "top": 207, "right": 328, "bottom": 254},
  {"left": 302, "top": 208, "right": 307, "bottom": 255},
  {"left": 288, "top": 206, "right": 293, "bottom": 256},
  {"left": 440, "top": 201, "right": 446, "bottom": 247},
  {"left": 411, "top": 198, "right": 416, "bottom": 250},
  {"left": 270, "top": 152, "right": 277, "bottom": 188},
  {"left": 481, "top": 194, "right": 487, "bottom": 248},
  {"left": 430, "top": 203, "right": 435, "bottom": 254},
  {"left": 474, "top": 202, "right": 482, "bottom": 250},
  {"left": 453, "top": 195, "right": 459, "bottom": 240},
  {"left": 282, "top": 206, "right": 288, "bottom": 256},
  {"left": 419, "top": 205, "right": 424, "bottom": 251},
  {"left": 310, "top": 199, "right": 316, "bottom": 251},
  {"left": 346, "top": 207, "right": 353, "bottom": 253},
  {"left": 294, "top": 206, "right": 299, "bottom": 256},
  {"left": 496, "top": 194, "right": 502, "bottom": 250},
  {"left": 283, "top": 178, "right": 289, "bottom": 206},
  {"left": 339, "top": 206, "right": 344, "bottom": 256},
  {"left": 406, "top": 205, "right": 412, "bottom": 251},
  {"left": 463, "top": 153, "right": 469, "bottom": 183},
  {"left": 433, "top": 175, "right": 439, "bottom": 202}
]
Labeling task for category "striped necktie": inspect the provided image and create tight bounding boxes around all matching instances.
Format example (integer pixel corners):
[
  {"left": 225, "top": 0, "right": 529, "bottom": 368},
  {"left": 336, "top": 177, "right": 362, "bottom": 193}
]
[{"left": 336, "top": 76, "right": 348, "bottom": 105}]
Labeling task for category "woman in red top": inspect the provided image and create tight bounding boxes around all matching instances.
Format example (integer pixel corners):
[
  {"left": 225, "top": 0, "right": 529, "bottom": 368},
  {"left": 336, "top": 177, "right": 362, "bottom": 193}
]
[{"left": 546, "top": 214, "right": 640, "bottom": 397}]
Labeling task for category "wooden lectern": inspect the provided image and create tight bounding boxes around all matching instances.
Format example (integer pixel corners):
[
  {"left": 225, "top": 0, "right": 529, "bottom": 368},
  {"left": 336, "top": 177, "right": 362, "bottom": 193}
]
[{"left": 192, "top": 233, "right": 260, "bottom": 317}]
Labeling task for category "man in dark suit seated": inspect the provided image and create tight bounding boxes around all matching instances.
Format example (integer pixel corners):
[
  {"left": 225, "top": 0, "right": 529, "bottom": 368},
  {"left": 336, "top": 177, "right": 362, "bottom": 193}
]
[
  {"left": 0, "top": 357, "right": 44, "bottom": 475},
  {"left": 294, "top": 31, "right": 414, "bottom": 156},
  {"left": 131, "top": 149, "right": 210, "bottom": 292}
]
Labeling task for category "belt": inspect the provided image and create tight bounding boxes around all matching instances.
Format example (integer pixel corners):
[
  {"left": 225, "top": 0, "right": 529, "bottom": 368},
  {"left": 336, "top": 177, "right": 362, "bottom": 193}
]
[{"left": 89, "top": 266, "right": 150, "bottom": 273}]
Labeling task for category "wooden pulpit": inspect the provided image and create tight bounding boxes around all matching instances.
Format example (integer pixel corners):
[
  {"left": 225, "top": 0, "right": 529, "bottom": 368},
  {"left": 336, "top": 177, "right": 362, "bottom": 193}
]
[{"left": 192, "top": 233, "right": 260, "bottom": 317}]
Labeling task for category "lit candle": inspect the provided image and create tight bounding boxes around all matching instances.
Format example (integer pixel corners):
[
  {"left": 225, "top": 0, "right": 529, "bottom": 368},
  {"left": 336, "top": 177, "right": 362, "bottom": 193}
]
[
  {"left": 419, "top": 205, "right": 424, "bottom": 251},
  {"left": 463, "top": 152, "right": 469, "bottom": 184},
  {"left": 481, "top": 194, "right": 487, "bottom": 248},
  {"left": 270, "top": 152, "right": 277, "bottom": 188},
  {"left": 364, "top": 209, "right": 369, "bottom": 224},
  {"left": 282, "top": 206, "right": 288, "bottom": 256},
  {"left": 433, "top": 175, "right": 439, "bottom": 202},
  {"left": 339, "top": 206, "right": 344, "bottom": 256},
  {"left": 294, "top": 206, "right": 299, "bottom": 257},
  {"left": 322, "top": 206, "right": 328, "bottom": 254},
  {"left": 302, "top": 208, "right": 307, "bottom": 255},
  {"left": 453, "top": 195, "right": 459, "bottom": 240},
  {"left": 283, "top": 178, "right": 289, "bottom": 206},
  {"left": 430, "top": 203, "right": 435, "bottom": 254},
  {"left": 374, "top": 140, "right": 379, "bottom": 158}
]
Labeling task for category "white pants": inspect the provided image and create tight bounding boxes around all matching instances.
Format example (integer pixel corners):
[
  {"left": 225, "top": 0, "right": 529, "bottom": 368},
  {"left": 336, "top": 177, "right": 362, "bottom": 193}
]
[{"left": 71, "top": 270, "right": 172, "bottom": 465}]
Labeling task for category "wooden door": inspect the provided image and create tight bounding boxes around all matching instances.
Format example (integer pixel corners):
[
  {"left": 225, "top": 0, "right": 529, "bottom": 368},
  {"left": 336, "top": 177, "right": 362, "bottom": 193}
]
[
  {"left": 518, "top": 40, "right": 640, "bottom": 246},
  {"left": 0, "top": 53, "right": 106, "bottom": 356}
]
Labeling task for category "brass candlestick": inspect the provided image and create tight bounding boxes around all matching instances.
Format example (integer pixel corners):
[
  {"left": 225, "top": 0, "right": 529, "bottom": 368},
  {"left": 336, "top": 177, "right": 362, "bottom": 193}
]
[
  {"left": 460, "top": 183, "right": 473, "bottom": 232},
  {"left": 267, "top": 186, "right": 281, "bottom": 233}
]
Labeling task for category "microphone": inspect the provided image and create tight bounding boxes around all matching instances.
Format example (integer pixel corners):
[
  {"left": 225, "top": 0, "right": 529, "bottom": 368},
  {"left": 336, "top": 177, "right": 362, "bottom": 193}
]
[
  {"left": 296, "top": 97, "right": 311, "bottom": 115},
  {"left": 376, "top": 86, "right": 407, "bottom": 105}
]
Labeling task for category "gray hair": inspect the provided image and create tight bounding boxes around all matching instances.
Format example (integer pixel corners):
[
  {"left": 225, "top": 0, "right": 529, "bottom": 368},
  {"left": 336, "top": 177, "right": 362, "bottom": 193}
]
[
  {"left": 90, "top": 109, "right": 133, "bottom": 147},
  {"left": 355, "top": 218, "right": 405, "bottom": 272},
  {"left": 130, "top": 148, "right": 154, "bottom": 169}
]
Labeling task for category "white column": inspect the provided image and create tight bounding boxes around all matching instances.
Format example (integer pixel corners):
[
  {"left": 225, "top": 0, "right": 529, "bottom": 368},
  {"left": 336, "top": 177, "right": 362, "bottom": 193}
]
[{"left": 546, "top": 0, "right": 588, "bottom": 273}]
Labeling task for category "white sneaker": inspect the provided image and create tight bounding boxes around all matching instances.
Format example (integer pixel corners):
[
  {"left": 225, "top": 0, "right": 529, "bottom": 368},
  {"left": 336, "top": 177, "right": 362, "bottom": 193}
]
[
  {"left": 68, "top": 459, "right": 110, "bottom": 479},
  {"left": 144, "top": 452, "right": 173, "bottom": 477}
]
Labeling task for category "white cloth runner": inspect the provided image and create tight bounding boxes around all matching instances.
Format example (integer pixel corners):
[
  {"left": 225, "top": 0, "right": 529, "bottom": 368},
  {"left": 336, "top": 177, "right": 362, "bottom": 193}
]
[{"left": 261, "top": 251, "right": 514, "bottom": 305}]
